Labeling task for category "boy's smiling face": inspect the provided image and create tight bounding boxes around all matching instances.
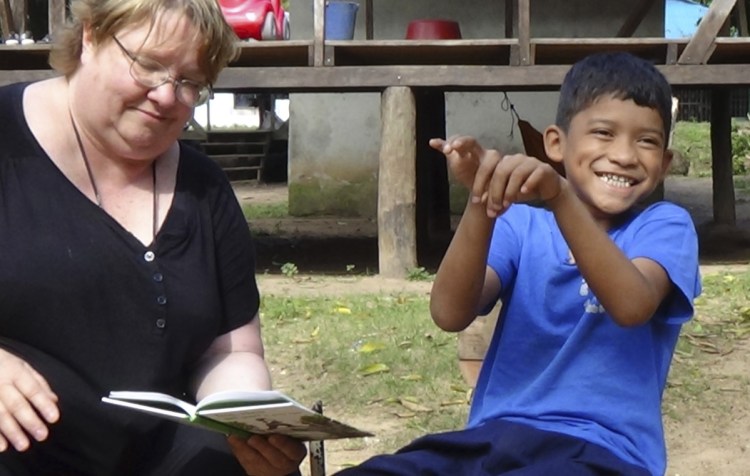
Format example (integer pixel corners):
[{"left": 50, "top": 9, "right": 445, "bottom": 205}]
[{"left": 545, "top": 95, "right": 673, "bottom": 227}]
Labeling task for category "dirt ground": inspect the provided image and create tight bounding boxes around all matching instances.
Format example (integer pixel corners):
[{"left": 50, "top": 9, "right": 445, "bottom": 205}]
[{"left": 235, "top": 176, "right": 750, "bottom": 475}]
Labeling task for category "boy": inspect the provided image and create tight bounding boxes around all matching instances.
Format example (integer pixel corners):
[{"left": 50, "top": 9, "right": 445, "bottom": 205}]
[{"left": 336, "top": 52, "right": 701, "bottom": 475}]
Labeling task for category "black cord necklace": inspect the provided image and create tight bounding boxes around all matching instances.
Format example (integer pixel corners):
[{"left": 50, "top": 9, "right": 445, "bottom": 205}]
[{"left": 68, "top": 107, "right": 158, "bottom": 240}]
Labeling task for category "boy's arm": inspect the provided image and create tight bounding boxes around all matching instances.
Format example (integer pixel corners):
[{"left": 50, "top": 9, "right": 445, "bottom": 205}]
[
  {"left": 429, "top": 136, "right": 503, "bottom": 332},
  {"left": 430, "top": 200, "right": 501, "bottom": 332},
  {"left": 548, "top": 182, "right": 673, "bottom": 327}
]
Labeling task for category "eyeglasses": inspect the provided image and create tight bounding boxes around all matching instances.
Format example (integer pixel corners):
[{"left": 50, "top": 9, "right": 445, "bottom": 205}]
[{"left": 112, "top": 36, "right": 212, "bottom": 107}]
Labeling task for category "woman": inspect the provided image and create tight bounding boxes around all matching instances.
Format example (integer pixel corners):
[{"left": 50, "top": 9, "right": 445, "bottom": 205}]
[{"left": 0, "top": 0, "right": 305, "bottom": 474}]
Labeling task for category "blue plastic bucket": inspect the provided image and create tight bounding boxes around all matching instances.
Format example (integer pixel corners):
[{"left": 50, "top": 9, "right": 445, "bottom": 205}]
[{"left": 325, "top": 1, "right": 358, "bottom": 40}]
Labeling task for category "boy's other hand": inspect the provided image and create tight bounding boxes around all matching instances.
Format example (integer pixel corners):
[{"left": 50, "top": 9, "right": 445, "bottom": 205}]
[
  {"left": 474, "top": 153, "right": 563, "bottom": 218},
  {"left": 429, "top": 136, "right": 485, "bottom": 190}
]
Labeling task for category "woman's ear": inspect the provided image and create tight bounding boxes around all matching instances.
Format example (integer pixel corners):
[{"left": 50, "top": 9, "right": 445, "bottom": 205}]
[
  {"left": 80, "top": 23, "right": 96, "bottom": 64},
  {"left": 543, "top": 125, "right": 565, "bottom": 165}
]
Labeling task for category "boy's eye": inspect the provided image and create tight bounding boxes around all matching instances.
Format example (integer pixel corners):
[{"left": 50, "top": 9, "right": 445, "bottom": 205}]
[
  {"left": 592, "top": 129, "right": 612, "bottom": 137},
  {"left": 638, "top": 136, "right": 662, "bottom": 147}
]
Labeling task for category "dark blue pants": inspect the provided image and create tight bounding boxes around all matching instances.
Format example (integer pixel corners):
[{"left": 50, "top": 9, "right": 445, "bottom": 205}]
[{"left": 334, "top": 419, "right": 651, "bottom": 476}]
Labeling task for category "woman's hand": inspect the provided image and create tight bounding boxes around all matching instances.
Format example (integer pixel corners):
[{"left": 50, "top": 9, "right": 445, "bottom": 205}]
[
  {"left": 0, "top": 348, "right": 59, "bottom": 452},
  {"left": 228, "top": 434, "right": 307, "bottom": 476}
]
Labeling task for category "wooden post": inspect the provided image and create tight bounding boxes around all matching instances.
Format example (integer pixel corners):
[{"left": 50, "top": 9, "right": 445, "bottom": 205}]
[
  {"left": 0, "top": 0, "right": 13, "bottom": 39},
  {"left": 378, "top": 86, "right": 417, "bottom": 278},
  {"left": 710, "top": 87, "right": 736, "bottom": 226},
  {"left": 517, "top": 0, "right": 530, "bottom": 65},
  {"left": 48, "top": 0, "right": 66, "bottom": 41},
  {"left": 9, "top": 0, "right": 24, "bottom": 33},
  {"left": 313, "top": 0, "right": 325, "bottom": 66},
  {"left": 365, "top": 0, "right": 373, "bottom": 40},
  {"left": 678, "top": 0, "right": 738, "bottom": 64}
]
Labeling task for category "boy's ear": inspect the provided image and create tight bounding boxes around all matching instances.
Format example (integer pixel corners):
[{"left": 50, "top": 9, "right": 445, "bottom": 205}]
[
  {"left": 543, "top": 125, "right": 565, "bottom": 164},
  {"left": 660, "top": 148, "right": 674, "bottom": 178}
]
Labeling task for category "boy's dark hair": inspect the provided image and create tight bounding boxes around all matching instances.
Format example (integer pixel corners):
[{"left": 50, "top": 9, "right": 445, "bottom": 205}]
[{"left": 555, "top": 52, "right": 673, "bottom": 142}]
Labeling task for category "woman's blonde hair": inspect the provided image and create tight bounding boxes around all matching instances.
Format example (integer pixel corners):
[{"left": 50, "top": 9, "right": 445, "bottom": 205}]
[{"left": 49, "top": 0, "right": 239, "bottom": 85}]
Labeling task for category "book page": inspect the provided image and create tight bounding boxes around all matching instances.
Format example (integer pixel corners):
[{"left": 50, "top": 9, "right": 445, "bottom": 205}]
[
  {"left": 199, "top": 402, "right": 373, "bottom": 441},
  {"left": 196, "top": 389, "right": 292, "bottom": 411},
  {"left": 105, "top": 391, "right": 197, "bottom": 416}
]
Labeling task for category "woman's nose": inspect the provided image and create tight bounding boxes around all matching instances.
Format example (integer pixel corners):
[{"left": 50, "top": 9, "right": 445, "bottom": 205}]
[{"left": 147, "top": 81, "right": 180, "bottom": 107}]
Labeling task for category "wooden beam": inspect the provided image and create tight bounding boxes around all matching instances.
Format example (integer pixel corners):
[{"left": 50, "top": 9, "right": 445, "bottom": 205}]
[
  {"left": 210, "top": 64, "right": 750, "bottom": 92},
  {"left": 378, "top": 86, "right": 417, "bottom": 278},
  {"left": 710, "top": 88, "right": 736, "bottom": 226},
  {"left": 365, "top": 0, "right": 373, "bottom": 40},
  {"left": 617, "top": 0, "right": 656, "bottom": 37},
  {"left": 516, "top": 0, "right": 531, "bottom": 65},
  {"left": 678, "top": 0, "right": 738, "bottom": 64},
  {"left": 313, "top": 0, "right": 325, "bottom": 66}
]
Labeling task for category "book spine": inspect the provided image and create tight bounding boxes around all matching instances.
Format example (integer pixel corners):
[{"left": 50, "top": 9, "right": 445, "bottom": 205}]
[{"left": 192, "top": 415, "right": 254, "bottom": 439}]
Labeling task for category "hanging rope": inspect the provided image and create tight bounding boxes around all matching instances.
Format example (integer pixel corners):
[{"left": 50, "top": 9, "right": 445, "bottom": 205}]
[{"left": 501, "top": 92, "right": 565, "bottom": 176}]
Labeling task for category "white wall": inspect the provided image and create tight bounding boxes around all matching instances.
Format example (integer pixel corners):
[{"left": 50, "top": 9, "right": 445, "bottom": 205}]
[{"left": 287, "top": 0, "right": 666, "bottom": 217}]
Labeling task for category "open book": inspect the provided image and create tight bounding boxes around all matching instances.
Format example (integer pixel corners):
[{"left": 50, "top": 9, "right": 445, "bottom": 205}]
[{"left": 102, "top": 389, "right": 373, "bottom": 441}]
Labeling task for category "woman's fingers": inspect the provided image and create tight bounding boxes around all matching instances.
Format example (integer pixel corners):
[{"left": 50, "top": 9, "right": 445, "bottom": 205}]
[
  {"left": 228, "top": 434, "right": 307, "bottom": 476},
  {"left": 0, "top": 350, "right": 59, "bottom": 452}
]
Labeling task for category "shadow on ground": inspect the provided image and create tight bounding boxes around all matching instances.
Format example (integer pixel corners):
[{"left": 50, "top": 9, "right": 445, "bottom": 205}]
[{"left": 254, "top": 235, "right": 450, "bottom": 275}]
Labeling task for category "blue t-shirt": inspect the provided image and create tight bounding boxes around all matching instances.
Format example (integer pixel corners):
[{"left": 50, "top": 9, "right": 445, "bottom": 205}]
[{"left": 467, "top": 202, "right": 701, "bottom": 475}]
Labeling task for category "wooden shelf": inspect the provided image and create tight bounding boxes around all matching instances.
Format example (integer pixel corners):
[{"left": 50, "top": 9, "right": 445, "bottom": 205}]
[
  {"left": 232, "top": 40, "right": 313, "bottom": 67},
  {"left": 0, "top": 43, "right": 52, "bottom": 70},
  {"left": 4, "top": 38, "right": 750, "bottom": 91},
  {"left": 531, "top": 37, "right": 688, "bottom": 65},
  {"left": 324, "top": 39, "right": 516, "bottom": 66}
]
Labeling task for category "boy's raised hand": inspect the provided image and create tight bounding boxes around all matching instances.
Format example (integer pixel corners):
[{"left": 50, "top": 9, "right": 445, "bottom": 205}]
[
  {"left": 429, "top": 135, "right": 485, "bottom": 189},
  {"left": 431, "top": 135, "right": 563, "bottom": 218}
]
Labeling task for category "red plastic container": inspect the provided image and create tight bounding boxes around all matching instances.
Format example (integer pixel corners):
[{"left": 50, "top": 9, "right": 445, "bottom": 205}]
[{"left": 405, "top": 19, "right": 462, "bottom": 40}]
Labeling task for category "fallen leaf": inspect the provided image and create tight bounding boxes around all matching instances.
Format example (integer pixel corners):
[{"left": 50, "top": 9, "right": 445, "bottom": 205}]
[
  {"left": 400, "top": 374, "right": 423, "bottom": 381},
  {"left": 440, "top": 400, "right": 467, "bottom": 407},
  {"left": 357, "top": 341, "right": 386, "bottom": 353},
  {"left": 360, "top": 363, "right": 390, "bottom": 376},
  {"left": 399, "top": 398, "right": 432, "bottom": 412}
]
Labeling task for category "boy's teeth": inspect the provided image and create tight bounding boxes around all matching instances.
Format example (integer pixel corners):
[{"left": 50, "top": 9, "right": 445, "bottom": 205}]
[{"left": 599, "top": 173, "right": 633, "bottom": 188}]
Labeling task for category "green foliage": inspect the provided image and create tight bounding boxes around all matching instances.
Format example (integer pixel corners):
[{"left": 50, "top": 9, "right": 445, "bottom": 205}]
[
  {"left": 671, "top": 121, "right": 750, "bottom": 177},
  {"left": 731, "top": 124, "right": 750, "bottom": 175},
  {"left": 242, "top": 201, "right": 289, "bottom": 220},
  {"left": 280, "top": 262, "right": 299, "bottom": 277},
  {"left": 406, "top": 266, "right": 433, "bottom": 282}
]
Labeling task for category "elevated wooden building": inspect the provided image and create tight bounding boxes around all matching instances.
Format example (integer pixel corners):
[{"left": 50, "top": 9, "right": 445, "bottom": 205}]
[{"left": 1, "top": 0, "right": 748, "bottom": 276}]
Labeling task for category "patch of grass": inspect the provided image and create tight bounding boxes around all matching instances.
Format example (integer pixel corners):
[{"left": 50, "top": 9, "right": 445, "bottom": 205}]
[
  {"left": 259, "top": 270, "right": 750, "bottom": 461},
  {"left": 242, "top": 201, "right": 289, "bottom": 220},
  {"left": 664, "top": 270, "right": 750, "bottom": 417},
  {"left": 406, "top": 266, "right": 434, "bottom": 282},
  {"left": 671, "top": 120, "right": 750, "bottom": 177},
  {"left": 671, "top": 121, "right": 713, "bottom": 177},
  {"left": 260, "top": 293, "right": 470, "bottom": 453}
]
